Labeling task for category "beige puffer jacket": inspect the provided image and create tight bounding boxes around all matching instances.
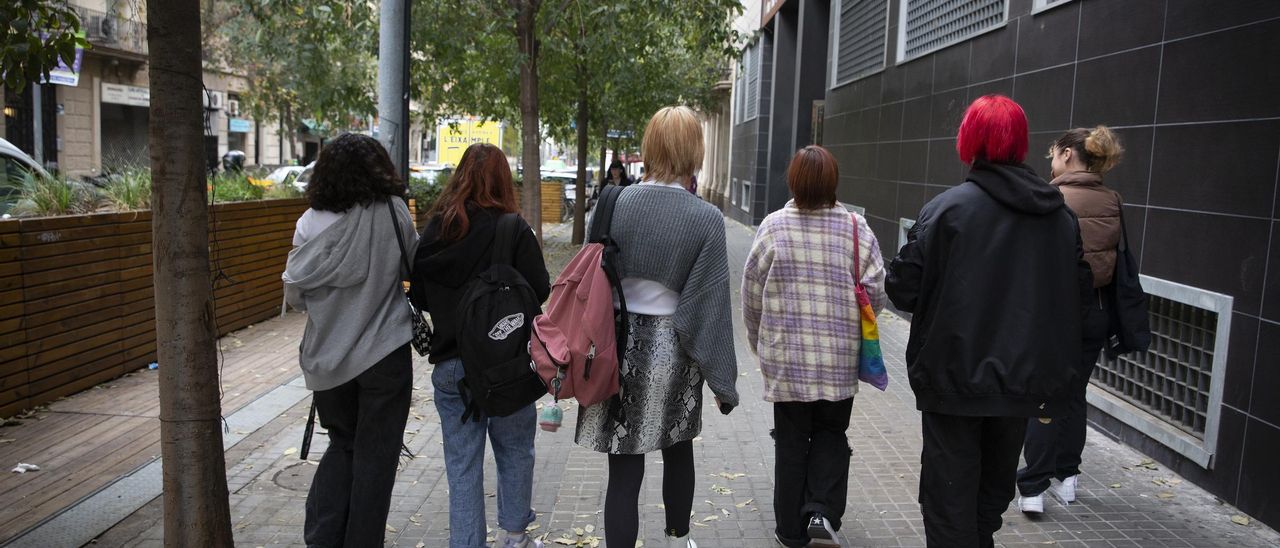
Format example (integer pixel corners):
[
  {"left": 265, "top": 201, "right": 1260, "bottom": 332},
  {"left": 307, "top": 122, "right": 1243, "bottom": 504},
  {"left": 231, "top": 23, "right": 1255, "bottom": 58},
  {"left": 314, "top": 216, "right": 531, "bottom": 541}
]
[{"left": 1052, "top": 171, "right": 1122, "bottom": 288}]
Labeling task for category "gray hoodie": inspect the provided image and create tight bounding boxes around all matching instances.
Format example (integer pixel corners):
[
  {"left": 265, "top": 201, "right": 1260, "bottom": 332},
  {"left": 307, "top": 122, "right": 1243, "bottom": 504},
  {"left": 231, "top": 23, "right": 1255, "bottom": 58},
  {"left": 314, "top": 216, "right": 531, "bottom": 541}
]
[{"left": 283, "top": 199, "right": 417, "bottom": 390}]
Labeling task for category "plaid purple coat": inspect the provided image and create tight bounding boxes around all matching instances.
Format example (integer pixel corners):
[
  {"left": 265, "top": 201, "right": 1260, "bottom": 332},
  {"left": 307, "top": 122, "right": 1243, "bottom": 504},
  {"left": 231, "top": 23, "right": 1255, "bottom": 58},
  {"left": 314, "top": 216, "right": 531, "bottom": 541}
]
[{"left": 742, "top": 202, "right": 887, "bottom": 402}]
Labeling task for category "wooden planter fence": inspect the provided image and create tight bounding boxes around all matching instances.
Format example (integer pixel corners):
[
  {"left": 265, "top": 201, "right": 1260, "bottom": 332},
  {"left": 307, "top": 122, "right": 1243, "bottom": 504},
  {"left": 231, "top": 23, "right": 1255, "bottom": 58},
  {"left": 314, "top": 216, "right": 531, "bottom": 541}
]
[{"left": 0, "top": 198, "right": 311, "bottom": 418}]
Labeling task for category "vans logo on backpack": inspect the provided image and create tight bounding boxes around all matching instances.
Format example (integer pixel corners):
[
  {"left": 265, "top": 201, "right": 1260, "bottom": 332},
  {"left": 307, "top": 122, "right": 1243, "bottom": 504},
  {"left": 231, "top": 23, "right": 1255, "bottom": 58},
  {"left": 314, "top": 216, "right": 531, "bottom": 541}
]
[{"left": 489, "top": 313, "right": 525, "bottom": 341}]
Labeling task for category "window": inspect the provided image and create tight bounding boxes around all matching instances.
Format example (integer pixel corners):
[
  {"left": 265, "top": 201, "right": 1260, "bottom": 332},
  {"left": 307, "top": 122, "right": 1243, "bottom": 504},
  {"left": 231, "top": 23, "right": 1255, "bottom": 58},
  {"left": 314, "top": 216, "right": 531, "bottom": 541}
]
[
  {"left": 1033, "top": 0, "right": 1073, "bottom": 13},
  {"left": 741, "top": 179, "right": 752, "bottom": 211},
  {"left": 744, "top": 43, "right": 761, "bottom": 121},
  {"left": 897, "top": 0, "right": 1007, "bottom": 62},
  {"left": 731, "top": 177, "right": 739, "bottom": 205},
  {"left": 832, "top": 0, "right": 889, "bottom": 88},
  {"left": 1086, "top": 276, "right": 1233, "bottom": 469}
]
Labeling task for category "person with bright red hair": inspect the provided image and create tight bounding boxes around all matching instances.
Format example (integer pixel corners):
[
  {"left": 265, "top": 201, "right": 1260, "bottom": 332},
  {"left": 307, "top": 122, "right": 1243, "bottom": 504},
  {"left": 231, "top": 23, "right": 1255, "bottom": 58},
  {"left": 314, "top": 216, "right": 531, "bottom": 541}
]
[{"left": 886, "top": 95, "right": 1091, "bottom": 547}]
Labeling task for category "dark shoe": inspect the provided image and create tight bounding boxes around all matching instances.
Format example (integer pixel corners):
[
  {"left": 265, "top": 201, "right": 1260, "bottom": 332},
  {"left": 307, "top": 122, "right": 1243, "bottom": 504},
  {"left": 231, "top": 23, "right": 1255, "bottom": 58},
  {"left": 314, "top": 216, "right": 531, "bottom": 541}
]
[{"left": 806, "top": 514, "right": 840, "bottom": 547}]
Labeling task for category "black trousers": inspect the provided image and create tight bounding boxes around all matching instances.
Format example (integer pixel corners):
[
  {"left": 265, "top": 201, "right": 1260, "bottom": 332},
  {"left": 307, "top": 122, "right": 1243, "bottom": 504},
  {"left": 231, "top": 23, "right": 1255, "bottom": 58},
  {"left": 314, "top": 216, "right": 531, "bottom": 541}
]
[
  {"left": 919, "top": 412, "right": 1027, "bottom": 548},
  {"left": 604, "top": 440, "right": 695, "bottom": 546},
  {"left": 1018, "top": 298, "right": 1109, "bottom": 497},
  {"left": 773, "top": 398, "right": 855, "bottom": 548},
  {"left": 304, "top": 344, "right": 412, "bottom": 548}
]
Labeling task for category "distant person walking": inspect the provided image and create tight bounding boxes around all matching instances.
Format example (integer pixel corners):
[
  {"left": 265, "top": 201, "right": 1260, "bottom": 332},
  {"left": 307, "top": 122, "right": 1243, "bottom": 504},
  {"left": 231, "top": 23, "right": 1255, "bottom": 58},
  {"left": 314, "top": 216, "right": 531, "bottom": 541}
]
[
  {"left": 605, "top": 159, "right": 633, "bottom": 187},
  {"left": 1017, "top": 126, "right": 1126, "bottom": 514},
  {"left": 742, "top": 145, "right": 886, "bottom": 547},
  {"left": 411, "top": 143, "right": 550, "bottom": 548},
  {"left": 282, "top": 133, "right": 416, "bottom": 547},
  {"left": 886, "top": 95, "right": 1091, "bottom": 548},
  {"left": 575, "top": 106, "right": 739, "bottom": 548}
]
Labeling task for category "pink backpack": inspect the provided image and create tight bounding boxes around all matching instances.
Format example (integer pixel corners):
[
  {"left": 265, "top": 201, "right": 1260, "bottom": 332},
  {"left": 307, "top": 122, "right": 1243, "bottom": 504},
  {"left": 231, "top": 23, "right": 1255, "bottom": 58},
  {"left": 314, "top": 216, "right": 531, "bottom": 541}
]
[{"left": 530, "top": 186, "right": 628, "bottom": 407}]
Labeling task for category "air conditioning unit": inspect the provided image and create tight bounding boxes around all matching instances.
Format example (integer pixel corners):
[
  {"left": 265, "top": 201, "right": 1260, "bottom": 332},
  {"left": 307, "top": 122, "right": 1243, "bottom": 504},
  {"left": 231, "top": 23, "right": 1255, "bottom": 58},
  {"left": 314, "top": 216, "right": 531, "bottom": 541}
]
[
  {"left": 86, "top": 15, "right": 105, "bottom": 39},
  {"left": 99, "top": 16, "right": 118, "bottom": 43},
  {"left": 226, "top": 99, "right": 240, "bottom": 117},
  {"left": 203, "top": 90, "right": 225, "bottom": 110}
]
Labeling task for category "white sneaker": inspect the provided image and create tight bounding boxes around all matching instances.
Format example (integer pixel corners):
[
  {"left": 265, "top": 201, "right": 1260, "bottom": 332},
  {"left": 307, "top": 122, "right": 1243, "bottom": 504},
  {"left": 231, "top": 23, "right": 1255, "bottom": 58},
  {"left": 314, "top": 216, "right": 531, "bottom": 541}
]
[
  {"left": 502, "top": 533, "right": 543, "bottom": 548},
  {"left": 1018, "top": 493, "right": 1044, "bottom": 514},
  {"left": 666, "top": 534, "right": 697, "bottom": 548},
  {"left": 806, "top": 514, "right": 841, "bottom": 546},
  {"left": 1054, "top": 475, "right": 1078, "bottom": 503}
]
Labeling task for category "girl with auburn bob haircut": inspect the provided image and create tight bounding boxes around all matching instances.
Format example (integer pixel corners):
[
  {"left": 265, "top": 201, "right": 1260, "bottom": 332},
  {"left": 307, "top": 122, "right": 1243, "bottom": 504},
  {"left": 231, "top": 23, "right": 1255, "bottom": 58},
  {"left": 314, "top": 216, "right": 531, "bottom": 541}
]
[
  {"left": 744, "top": 144, "right": 886, "bottom": 547},
  {"left": 786, "top": 145, "right": 840, "bottom": 210},
  {"left": 410, "top": 142, "right": 551, "bottom": 548}
]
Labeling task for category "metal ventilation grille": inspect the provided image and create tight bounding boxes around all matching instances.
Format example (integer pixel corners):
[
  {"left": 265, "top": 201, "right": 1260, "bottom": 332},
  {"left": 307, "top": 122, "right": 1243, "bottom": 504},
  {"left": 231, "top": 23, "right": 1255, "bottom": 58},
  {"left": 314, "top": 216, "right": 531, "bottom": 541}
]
[
  {"left": 835, "top": 0, "right": 887, "bottom": 85},
  {"left": 1093, "top": 296, "right": 1217, "bottom": 438},
  {"left": 903, "top": 0, "right": 1005, "bottom": 60},
  {"left": 745, "top": 44, "right": 760, "bottom": 120}
]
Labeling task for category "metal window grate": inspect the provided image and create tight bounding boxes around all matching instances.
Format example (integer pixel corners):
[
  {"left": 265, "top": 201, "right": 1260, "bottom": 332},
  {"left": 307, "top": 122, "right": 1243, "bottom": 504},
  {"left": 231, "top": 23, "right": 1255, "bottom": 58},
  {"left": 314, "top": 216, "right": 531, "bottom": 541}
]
[
  {"left": 1033, "top": 0, "right": 1074, "bottom": 12},
  {"left": 745, "top": 44, "right": 760, "bottom": 120},
  {"left": 901, "top": 0, "right": 1005, "bottom": 61},
  {"left": 1093, "top": 295, "right": 1218, "bottom": 438},
  {"left": 834, "top": 0, "right": 888, "bottom": 86}
]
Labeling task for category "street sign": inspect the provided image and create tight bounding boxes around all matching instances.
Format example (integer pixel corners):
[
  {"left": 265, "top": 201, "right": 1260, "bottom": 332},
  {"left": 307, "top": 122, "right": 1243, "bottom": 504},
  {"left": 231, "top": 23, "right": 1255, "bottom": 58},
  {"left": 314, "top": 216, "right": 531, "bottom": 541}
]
[{"left": 102, "top": 83, "right": 149, "bottom": 107}]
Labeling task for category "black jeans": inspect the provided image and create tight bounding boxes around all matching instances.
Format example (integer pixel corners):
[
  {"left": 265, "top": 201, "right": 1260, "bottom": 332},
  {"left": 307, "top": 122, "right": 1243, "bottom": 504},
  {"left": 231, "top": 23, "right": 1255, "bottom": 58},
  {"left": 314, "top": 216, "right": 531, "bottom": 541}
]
[
  {"left": 304, "top": 344, "right": 412, "bottom": 548},
  {"left": 919, "top": 412, "right": 1027, "bottom": 548},
  {"left": 604, "top": 440, "right": 695, "bottom": 546},
  {"left": 1018, "top": 297, "right": 1109, "bottom": 497},
  {"left": 773, "top": 398, "right": 854, "bottom": 547}
]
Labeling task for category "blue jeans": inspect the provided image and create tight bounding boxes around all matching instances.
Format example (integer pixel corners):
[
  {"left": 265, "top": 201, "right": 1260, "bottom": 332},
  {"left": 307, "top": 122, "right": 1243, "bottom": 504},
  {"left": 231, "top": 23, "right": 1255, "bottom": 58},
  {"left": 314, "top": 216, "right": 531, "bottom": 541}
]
[{"left": 432, "top": 358, "right": 538, "bottom": 548}]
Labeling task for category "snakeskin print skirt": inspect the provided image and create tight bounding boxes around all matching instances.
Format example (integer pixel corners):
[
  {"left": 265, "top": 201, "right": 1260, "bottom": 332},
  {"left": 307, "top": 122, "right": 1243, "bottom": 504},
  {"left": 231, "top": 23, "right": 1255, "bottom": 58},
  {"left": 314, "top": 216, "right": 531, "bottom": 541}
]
[{"left": 574, "top": 313, "right": 704, "bottom": 455}]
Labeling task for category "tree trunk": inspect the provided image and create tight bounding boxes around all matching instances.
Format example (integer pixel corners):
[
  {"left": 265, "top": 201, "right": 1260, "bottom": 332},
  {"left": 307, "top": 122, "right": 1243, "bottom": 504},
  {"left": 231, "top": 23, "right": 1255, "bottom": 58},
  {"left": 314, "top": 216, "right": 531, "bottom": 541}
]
[
  {"left": 147, "top": 1, "right": 234, "bottom": 546},
  {"left": 598, "top": 124, "right": 607, "bottom": 184},
  {"left": 516, "top": 0, "right": 542, "bottom": 241},
  {"left": 572, "top": 75, "right": 589, "bottom": 245}
]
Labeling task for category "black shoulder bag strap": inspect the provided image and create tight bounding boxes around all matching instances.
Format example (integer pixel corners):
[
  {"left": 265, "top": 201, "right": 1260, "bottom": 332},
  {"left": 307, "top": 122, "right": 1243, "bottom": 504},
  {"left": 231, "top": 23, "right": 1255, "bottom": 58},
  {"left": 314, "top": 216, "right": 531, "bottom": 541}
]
[
  {"left": 491, "top": 213, "right": 520, "bottom": 266},
  {"left": 388, "top": 198, "right": 414, "bottom": 279},
  {"left": 589, "top": 185, "right": 630, "bottom": 367}
]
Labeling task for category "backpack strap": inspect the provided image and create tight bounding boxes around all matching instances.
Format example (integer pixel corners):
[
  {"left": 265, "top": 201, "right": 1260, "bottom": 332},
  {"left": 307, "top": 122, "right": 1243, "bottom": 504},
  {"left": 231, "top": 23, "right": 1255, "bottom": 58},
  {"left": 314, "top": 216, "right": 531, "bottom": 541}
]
[
  {"left": 589, "top": 184, "right": 623, "bottom": 243},
  {"left": 491, "top": 213, "right": 520, "bottom": 266}
]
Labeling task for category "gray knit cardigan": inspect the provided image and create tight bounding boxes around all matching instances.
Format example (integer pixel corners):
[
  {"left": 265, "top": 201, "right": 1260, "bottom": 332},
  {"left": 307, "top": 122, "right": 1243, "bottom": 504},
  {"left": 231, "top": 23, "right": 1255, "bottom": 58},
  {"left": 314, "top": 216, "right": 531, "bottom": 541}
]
[{"left": 593, "top": 184, "right": 740, "bottom": 406}]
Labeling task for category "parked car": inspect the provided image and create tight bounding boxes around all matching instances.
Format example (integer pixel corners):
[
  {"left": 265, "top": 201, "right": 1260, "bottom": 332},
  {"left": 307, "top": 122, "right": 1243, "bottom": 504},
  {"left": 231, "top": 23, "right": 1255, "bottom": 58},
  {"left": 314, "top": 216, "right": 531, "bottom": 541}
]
[
  {"left": 0, "top": 138, "right": 52, "bottom": 216},
  {"left": 291, "top": 162, "right": 317, "bottom": 192},
  {"left": 264, "top": 165, "right": 306, "bottom": 187}
]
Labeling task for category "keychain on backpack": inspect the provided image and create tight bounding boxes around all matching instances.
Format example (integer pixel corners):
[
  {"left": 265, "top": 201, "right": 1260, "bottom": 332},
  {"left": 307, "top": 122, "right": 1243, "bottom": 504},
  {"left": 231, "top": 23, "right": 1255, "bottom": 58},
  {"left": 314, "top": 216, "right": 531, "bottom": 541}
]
[{"left": 538, "top": 404, "right": 563, "bottom": 431}]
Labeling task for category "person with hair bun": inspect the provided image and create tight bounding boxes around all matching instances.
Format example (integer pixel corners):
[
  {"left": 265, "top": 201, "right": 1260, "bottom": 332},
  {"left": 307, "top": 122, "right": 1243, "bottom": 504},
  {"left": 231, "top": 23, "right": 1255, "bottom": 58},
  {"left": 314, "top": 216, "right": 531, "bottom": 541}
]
[
  {"left": 886, "top": 95, "right": 1092, "bottom": 547},
  {"left": 742, "top": 145, "right": 886, "bottom": 547},
  {"left": 1016, "top": 126, "right": 1125, "bottom": 515}
]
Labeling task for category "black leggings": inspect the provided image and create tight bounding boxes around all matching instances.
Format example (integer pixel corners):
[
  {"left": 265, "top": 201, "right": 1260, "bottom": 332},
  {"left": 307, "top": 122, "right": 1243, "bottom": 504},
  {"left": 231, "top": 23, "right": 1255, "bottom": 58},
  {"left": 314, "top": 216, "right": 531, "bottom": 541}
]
[{"left": 604, "top": 440, "right": 695, "bottom": 545}]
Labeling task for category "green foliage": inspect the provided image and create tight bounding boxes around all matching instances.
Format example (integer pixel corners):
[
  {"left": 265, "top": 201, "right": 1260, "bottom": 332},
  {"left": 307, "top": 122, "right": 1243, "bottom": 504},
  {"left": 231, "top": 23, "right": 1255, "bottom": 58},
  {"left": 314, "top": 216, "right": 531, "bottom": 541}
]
[
  {"left": 407, "top": 169, "right": 450, "bottom": 212},
  {"left": 4, "top": 169, "right": 98, "bottom": 217},
  {"left": 208, "top": 0, "right": 379, "bottom": 130},
  {"left": 263, "top": 182, "right": 304, "bottom": 200},
  {"left": 99, "top": 167, "right": 153, "bottom": 211},
  {"left": 209, "top": 172, "right": 265, "bottom": 203},
  {"left": 0, "top": 0, "right": 89, "bottom": 90}
]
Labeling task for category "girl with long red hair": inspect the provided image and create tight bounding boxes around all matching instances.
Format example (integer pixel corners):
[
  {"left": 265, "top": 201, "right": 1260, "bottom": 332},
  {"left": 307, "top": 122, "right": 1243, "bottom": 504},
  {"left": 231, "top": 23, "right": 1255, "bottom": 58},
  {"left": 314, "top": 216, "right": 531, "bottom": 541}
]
[{"left": 410, "top": 143, "right": 550, "bottom": 548}]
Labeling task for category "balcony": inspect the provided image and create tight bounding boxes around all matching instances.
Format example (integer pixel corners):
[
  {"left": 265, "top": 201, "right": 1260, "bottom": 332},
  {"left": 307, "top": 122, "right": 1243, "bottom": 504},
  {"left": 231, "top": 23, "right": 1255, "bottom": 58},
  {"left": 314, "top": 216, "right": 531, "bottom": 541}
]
[{"left": 72, "top": 5, "right": 148, "bottom": 58}]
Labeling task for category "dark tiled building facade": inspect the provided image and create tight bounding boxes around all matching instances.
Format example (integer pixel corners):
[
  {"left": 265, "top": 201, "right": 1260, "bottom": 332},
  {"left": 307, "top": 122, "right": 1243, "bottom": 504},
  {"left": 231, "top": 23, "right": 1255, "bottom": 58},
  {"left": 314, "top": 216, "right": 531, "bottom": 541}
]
[{"left": 728, "top": 0, "right": 1280, "bottom": 528}]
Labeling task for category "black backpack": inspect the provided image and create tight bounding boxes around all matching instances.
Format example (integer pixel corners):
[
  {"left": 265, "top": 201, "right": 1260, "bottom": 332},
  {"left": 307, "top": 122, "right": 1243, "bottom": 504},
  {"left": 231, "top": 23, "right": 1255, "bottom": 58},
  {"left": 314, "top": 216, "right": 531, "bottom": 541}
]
[{"left": 454, "top": 213, "right": 547, "bottom": 422}]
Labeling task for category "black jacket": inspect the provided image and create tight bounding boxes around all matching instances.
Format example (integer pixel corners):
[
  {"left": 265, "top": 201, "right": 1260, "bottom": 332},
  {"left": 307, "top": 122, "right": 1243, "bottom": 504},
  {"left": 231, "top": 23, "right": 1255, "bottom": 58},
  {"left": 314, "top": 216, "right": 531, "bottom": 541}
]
[
  {"left": 410, "top": 206, "right": 551, "bottom": 364},
  {"left": 886, "top": 160, "right": 1092, "bottom": 418}
]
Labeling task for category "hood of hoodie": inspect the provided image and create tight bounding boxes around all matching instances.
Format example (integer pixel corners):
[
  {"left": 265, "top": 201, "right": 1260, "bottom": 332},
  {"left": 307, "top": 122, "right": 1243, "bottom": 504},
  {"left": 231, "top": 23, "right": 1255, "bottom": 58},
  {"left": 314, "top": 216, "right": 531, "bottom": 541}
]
[
  {"left": 1050, "top": 170, "right": 1104, "bottom": 188},
  {"left": 966, "top": 160, "right": 1065, "bottom": 215},
  {"left": 283, "top": 204, "right": 379, "bottom": 291},
  {"left": 414, "top": 206, "right": 501, "bottom": 289}
]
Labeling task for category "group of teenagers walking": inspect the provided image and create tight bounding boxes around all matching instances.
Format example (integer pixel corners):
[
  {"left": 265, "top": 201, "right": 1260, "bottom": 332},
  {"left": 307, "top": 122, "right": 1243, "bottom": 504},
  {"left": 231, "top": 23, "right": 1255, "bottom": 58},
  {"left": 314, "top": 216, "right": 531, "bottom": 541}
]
[{"left": 283, "top": 94, "right": 1145, "bottom": 548}]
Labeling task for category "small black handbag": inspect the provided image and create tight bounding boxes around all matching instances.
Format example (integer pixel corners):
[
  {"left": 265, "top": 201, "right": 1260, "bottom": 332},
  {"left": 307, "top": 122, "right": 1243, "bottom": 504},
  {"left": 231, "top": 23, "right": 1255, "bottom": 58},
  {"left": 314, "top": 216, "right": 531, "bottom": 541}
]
[
  {"left": 387, "top": 198, "right": 433, "bottom": 356},
  {"left": 1103, "top": 211, "right": 1152, "bottom": 357}
]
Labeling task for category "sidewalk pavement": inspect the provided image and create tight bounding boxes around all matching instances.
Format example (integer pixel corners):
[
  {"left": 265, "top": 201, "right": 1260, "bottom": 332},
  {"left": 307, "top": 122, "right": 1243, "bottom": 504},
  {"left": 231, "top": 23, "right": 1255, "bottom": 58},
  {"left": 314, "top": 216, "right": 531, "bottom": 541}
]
[{"left": 7, "top": 221, "right": 1279, "bottom": 547}]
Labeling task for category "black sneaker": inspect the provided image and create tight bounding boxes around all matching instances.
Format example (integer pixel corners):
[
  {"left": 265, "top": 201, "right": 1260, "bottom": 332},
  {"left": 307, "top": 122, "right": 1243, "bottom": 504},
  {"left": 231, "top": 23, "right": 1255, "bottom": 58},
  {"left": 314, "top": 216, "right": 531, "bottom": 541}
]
[{"left": 806, "top": 514, "right": 840, "bottom": 546}]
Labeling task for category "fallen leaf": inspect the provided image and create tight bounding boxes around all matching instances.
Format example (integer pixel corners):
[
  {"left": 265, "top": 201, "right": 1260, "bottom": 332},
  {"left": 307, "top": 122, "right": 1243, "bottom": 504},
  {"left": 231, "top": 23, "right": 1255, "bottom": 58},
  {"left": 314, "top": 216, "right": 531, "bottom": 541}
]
[
  {"left": 702, "top": 515, "right": 719, "bottom": 522},
  {"left": 1157, "top": 491, "right": 1175, "bottom": 499},
  {"left": 691, "top": 522, "right": 709, "bottom": 527},
  {"left": 0, "top": 439, "right": 15, "bottom": 444},
  {"left": 574, "top": 527, "right": 585, "bottom": 536},
  {"left": 1109, "top": 483, "right": 1122, "bottom": 488},
  {"left": 283, "top": 447, "right": 298, "bottom": 456},
  {"left": 416, "top": 543, "right": 425, "bottom": 548},
  {"left": 1231, "top": 515, "right": 1251, "bottom": 526},
  {"left": 529, "top": 524, "right": 542, "bottom": 531},
  {"left": 385, "top": 525, "right": 396, "bottom": 533},
  {"left": 583, "top": 525, "right": 594, "bottom": 533},
  {"left": 553, "top": 537, "right": 577, "bottom": 545},
  {"left": 721, "top": 508, "right": 731, "bottom": 517},
  {"left": 735, "top": 498, "right": 755, "bottom": 508}
]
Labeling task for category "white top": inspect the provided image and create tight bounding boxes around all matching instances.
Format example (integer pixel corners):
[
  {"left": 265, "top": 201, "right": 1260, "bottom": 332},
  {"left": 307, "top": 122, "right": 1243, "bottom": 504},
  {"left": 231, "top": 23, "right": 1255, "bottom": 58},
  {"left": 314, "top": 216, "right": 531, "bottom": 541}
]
[
  {"left": 614, "top": 181, "right": 685, "bottom": 316},
  {"left": 292, "top": 208, "right": 346, "bottom": 246}
]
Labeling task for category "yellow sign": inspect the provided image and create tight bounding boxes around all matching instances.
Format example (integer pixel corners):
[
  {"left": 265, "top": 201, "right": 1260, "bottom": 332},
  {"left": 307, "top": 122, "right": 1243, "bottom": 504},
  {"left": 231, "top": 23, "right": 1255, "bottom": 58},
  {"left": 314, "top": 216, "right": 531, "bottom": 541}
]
[{"left": 437, "top": 121, "right": 502, "bottom": 167}]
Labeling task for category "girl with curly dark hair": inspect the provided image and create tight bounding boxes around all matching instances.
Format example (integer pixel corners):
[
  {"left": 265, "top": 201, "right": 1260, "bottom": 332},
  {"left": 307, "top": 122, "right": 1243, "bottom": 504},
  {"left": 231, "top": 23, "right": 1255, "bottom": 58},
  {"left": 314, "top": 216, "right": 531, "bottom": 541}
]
[
  {"left": 282, "top": 133, "right": 416, "bottom": 546},
  {"left": 410, "top": 143, "right": 550, "bottom": 548}
]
